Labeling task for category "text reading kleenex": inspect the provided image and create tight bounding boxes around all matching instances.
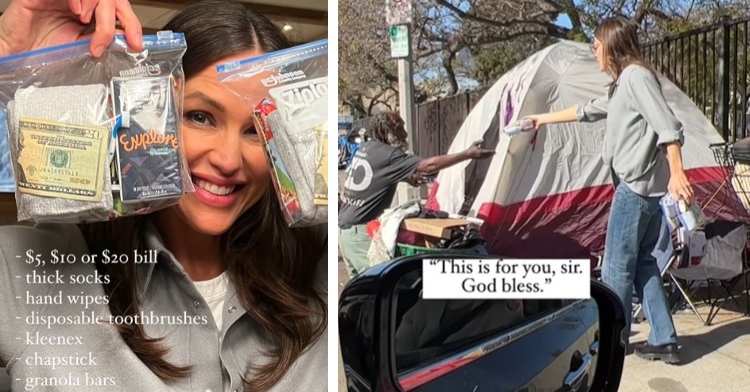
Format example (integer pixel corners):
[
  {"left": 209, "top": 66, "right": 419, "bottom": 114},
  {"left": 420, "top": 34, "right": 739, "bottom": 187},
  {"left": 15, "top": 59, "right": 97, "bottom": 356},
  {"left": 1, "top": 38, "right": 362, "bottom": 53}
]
[{"left": 422, "top": 259, "right": 590, "bottom": 299}]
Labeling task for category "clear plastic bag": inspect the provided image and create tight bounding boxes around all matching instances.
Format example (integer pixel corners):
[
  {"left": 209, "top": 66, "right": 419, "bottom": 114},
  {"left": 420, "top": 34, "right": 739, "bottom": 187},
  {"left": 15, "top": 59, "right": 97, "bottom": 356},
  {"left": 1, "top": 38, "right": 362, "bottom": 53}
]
[
  {"left": 0, "top": 32, "right": 192, "bottom": 223},
  {"left": 218, "top": 39, "right": 328, "bottom": 227},
  {"left": 659, "top": 194, "right": 707, "bottom": 234},
  {"left": 106, "top": 32, "right": 193, "bottom": 216},
  {"left": 0, "top": 40, "right": 115, "bottom": 223}
]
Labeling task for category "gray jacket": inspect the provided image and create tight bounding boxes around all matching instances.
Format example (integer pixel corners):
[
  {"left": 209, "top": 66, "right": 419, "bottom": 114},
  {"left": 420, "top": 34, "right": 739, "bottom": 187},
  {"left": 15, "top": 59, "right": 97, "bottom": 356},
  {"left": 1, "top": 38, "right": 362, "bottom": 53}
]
[
  {"left": 0, "top": 222, "right": 327, "bottom": 392},
  {"left": 576, "top": 64, "right": 684, "bottom": 197}
]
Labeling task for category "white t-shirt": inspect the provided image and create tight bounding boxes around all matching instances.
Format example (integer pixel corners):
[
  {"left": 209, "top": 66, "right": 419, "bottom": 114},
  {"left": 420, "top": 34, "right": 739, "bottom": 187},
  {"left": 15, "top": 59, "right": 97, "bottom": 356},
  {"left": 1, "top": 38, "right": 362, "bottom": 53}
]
[{"left": 193, "top": 271, "right": 229, "bottom": 332}]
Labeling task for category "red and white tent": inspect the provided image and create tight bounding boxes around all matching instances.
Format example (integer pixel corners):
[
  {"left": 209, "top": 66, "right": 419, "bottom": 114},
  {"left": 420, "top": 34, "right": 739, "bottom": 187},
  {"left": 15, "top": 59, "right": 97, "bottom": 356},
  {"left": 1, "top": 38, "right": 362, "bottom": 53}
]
[{"left": 425, "top": 40, "right": 740, "bottom": 260}]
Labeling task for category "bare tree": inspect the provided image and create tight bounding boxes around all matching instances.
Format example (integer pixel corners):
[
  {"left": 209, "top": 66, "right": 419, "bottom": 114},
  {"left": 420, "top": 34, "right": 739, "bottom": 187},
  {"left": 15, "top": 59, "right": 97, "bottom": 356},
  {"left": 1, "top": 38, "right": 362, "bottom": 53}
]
[{"left": 339, "top": 0, "right": 749, "bottom": 118}]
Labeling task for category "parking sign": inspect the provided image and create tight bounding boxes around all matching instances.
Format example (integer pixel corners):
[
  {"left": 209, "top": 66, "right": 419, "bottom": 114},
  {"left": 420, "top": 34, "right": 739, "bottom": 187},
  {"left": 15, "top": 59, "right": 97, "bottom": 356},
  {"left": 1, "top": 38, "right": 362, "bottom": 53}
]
[
  {"left": 389, "top": 25, "right": 410, "bottom": 58},
  {"left": 386, "top": 0, "right": 412, "bottom": 26}
]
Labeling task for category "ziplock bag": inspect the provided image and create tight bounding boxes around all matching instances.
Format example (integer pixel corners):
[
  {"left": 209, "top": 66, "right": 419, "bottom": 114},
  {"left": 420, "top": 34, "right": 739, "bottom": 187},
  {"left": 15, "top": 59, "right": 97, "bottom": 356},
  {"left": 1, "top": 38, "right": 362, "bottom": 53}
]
[
  {"left": 0, "top": 40, "right": 115, "bottom": 223},
  {"left": 217, "top": 39, "right": 328, "bottom": 227},
  {"left": 106, "top": 31, "right": 193, "bottom": 216},
  {"left": 0, "top": 32, "right": 192, "bottom": 223},
  {"left": 659, "top": 194, "right": 707, "bottom": 233}
]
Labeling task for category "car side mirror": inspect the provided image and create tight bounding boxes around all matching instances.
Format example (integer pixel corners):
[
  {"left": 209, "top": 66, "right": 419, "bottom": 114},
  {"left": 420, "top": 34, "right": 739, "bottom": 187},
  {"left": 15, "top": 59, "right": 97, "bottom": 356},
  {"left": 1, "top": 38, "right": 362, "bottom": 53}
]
[{"left": 339, "top": 254, "right": 628, "bottom": 392}]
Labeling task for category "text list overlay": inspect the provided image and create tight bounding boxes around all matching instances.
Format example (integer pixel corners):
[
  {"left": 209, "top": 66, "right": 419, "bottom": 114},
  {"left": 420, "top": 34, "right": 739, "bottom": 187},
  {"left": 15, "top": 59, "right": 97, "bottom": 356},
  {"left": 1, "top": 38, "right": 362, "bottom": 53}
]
[{"left": 12, "top": 248, "right": 206, "bottom": 391}]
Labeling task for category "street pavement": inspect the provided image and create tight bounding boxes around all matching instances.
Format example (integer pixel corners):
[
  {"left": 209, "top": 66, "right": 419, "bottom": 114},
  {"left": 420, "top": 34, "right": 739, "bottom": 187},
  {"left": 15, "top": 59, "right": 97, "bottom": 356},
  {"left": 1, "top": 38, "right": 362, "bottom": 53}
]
[
  {"left": 336, "top": 258, "right": 749, "bottom": 391},
  {"left": 622, "top": 310, "right": 749, "bottom": 392}
]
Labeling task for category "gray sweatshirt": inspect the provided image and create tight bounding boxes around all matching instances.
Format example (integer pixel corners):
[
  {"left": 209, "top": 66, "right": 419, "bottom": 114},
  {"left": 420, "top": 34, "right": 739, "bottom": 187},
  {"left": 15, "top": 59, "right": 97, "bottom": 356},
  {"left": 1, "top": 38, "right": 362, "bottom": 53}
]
[{"left": 576, "top": 64, "right": 684, "bottom": 197}]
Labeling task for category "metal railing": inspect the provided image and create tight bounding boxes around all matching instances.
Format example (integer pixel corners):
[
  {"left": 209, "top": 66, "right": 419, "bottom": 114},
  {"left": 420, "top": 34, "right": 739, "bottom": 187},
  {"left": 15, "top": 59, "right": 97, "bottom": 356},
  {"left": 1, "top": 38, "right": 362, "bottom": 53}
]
[{"left": 643, "top": 17, "right": 750, "bottom": 142}]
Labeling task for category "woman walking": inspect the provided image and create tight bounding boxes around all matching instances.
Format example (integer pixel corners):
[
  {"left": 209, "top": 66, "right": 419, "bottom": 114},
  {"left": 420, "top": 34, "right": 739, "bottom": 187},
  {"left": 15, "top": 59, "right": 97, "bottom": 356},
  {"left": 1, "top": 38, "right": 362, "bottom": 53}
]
[{"left": 524, "top": 17, "right": 693, "bottom": 364}]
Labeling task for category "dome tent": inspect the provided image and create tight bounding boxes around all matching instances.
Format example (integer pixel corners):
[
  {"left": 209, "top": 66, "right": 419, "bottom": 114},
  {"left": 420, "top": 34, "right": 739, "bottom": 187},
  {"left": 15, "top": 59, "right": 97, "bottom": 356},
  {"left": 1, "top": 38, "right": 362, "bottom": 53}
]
[{"left": 425, "top": 40, "right": 739, "bottom": 260}]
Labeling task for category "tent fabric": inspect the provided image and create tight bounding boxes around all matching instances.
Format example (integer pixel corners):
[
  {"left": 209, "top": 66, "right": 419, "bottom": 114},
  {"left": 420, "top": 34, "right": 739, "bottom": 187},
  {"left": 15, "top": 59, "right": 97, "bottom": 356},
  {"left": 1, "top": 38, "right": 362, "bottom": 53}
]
[{"left": 426, "top": 40, "right": 743, "bottom": 260}]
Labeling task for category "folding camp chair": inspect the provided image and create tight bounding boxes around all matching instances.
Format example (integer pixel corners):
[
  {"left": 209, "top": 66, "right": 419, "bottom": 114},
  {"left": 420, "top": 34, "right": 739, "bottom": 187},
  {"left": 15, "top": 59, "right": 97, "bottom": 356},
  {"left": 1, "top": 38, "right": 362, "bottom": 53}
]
[
  {"left": 666, "top": 221, "right": 749, "bottom": 326},
  {"left": 678, "top": 142, "right": 750, "bottom": 325}
]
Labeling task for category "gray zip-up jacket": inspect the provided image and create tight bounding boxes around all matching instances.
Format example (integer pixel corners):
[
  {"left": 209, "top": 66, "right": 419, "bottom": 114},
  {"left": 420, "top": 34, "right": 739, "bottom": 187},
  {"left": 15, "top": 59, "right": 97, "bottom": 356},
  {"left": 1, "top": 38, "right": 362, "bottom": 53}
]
[{"left": 576, "top": 64, "right": 684, "bottom": 197}]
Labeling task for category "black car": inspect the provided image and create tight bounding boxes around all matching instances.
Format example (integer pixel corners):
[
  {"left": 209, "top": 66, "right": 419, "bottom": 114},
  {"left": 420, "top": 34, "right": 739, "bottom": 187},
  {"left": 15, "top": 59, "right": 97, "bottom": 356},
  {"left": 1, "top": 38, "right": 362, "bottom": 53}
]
[{"left": 339, "top": 253, "right": 628, "bottom": 392}]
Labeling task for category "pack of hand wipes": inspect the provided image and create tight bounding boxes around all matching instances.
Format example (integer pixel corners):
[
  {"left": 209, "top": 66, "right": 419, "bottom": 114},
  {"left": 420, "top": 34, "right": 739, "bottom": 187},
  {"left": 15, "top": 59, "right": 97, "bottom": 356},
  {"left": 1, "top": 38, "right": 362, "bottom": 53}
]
[
  {"left": 0, "top": 32, "right": 193, "bottom": 223},
  {"left": 217, "top": 39, "right": 328, "bottom": 227}
]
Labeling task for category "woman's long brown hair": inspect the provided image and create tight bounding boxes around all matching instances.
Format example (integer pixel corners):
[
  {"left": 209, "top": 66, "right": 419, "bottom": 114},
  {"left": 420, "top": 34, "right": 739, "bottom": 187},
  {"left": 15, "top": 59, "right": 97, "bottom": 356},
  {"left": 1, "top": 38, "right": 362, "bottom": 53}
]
[
  {"left": 78, "top": 1, "right": 327, "bottom": 390},
  {"left": 594, "top": 16, "right": 660, "bottom": 96}
]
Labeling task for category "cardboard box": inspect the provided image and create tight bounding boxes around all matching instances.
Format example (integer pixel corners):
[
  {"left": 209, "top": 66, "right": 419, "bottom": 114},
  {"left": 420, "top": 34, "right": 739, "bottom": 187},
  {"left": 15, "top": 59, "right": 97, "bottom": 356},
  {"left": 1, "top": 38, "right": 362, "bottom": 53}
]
[{"left": 401, "top": 218, "right": 472, "bottom": 239}]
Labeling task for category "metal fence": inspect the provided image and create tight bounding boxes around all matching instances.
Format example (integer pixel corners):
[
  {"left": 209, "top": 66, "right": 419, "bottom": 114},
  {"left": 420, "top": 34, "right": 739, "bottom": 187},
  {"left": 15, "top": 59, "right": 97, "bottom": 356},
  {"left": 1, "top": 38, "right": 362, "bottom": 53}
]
[
  {"left": 642, "top": 16, "right": 750, "bottom": 141},
  {"left": 352, "top": 88, "right": 490, "bottom": 157},
  {"left": 352, "top": 16, "right": 750, "bottom": 157}
]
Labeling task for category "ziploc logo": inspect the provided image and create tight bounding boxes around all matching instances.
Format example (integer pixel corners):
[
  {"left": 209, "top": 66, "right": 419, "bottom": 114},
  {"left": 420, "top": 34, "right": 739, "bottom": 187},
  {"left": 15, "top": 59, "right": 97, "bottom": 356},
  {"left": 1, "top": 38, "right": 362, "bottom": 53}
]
[
  {"left": 119, "top": 64, "right": 161, "bottom": 77},
  {"left": 261, "top": 70, "right": 306, "bottom": 87}
]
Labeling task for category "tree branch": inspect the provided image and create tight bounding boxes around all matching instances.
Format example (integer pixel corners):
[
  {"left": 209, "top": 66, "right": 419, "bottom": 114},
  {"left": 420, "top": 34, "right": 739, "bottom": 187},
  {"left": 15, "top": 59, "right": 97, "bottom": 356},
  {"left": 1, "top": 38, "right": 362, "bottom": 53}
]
[
  {"left": 634, "top": 0, "right": 655, "bottom": 23},
  {"left": 342, "top": 96, "right": 367, "bottom": 119},
  {"left": 562, "top": 0, "right": 585, "bottom": 38},
  {"left": 443, "top": 49, "right": 459, "bottom": 95},
  {"left": 435, "top": 0, "right": 563, "bottom": 31},
  {"left": 646, "top": 7, "right": 671, "bottom": 20},
  {"left": 367, "top": 90, "right": 386, "bottom": 115}
]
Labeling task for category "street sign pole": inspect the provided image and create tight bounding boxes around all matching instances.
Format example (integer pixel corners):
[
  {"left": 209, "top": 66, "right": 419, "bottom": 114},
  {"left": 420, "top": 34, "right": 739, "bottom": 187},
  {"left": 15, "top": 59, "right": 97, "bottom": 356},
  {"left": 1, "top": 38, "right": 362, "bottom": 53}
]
[
  {"left": 388, "top": 23, "right": 416, "bottom": 153},
  {"left": 397, "top": 27, "right": 416, "bottom": 154},
  {"left": 386, "top": 0, "right": 420, "bottom": 205}
]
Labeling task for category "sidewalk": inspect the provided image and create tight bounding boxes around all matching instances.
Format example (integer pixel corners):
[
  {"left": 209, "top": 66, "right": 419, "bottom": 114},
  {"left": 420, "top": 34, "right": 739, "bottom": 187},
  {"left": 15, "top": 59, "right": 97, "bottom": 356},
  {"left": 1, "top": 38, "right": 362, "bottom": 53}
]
[{"left": 621, "top": 310, "right": 750, "bottom": 392}]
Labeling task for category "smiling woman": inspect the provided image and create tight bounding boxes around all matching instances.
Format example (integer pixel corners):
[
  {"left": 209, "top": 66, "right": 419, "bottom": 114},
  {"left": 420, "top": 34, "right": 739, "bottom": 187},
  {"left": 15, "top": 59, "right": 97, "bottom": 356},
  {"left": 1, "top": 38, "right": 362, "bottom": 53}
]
[
  {"left": 0, "top": 1, "right": 327, "bottom": 392},
  {"left": 172, "top": 57, "right": 272, "bottom": 231}
]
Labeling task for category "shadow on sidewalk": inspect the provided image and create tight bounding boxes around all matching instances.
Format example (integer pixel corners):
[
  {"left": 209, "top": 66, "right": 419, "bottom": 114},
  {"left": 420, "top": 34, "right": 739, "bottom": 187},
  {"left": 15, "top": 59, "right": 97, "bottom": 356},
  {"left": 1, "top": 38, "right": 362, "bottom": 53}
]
[
  {"left": 625, "top": 317, "right": 749, "bottom": 364},
  {"left": 675, "top": 318, "right": 750, "bottom": 366}
]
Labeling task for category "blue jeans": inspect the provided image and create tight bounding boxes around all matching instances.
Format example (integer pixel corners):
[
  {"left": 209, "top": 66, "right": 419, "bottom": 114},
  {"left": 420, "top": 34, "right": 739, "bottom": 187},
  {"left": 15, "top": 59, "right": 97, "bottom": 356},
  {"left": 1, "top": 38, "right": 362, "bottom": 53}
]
[{"left": 602, "top": 183, "right": 677, "bottom": 346}]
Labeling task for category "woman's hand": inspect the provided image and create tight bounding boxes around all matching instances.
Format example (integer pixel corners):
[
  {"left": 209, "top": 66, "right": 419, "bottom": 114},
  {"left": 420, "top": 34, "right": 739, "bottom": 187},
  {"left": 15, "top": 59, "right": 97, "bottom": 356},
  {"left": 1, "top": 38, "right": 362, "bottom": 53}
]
[
  {"left": 668, "top": 170, "right": 694, "bottom": 205},
  {"left": 522, "top": 114, "right": 545, "bottom": 131},
  {"left": 0, "top": 0, "right": 143, "bottom": 58}
]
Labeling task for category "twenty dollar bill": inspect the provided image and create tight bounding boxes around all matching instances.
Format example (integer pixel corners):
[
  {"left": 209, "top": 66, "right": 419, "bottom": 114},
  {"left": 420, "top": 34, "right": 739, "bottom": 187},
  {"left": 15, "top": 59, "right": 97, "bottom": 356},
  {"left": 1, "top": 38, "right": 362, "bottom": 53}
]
[{"left": 16, "top": 118, "right": 108, "bottom": 201}]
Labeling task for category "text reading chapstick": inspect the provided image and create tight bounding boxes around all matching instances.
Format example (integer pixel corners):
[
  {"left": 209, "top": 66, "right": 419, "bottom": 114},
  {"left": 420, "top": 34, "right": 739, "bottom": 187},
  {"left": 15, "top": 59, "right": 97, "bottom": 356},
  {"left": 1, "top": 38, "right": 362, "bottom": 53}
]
[{"left": 422, "top": 259, "right": 590, "bottom": 299}]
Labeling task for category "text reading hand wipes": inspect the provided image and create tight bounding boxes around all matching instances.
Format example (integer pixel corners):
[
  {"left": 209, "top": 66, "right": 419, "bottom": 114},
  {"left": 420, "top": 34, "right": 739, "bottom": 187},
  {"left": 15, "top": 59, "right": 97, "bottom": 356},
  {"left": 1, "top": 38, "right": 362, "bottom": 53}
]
[{"left": 422, "top": 258, "right": 590, "bottom": 299}]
